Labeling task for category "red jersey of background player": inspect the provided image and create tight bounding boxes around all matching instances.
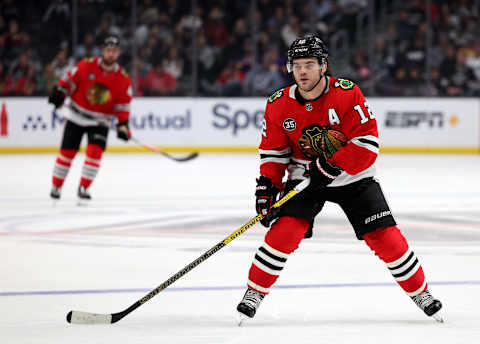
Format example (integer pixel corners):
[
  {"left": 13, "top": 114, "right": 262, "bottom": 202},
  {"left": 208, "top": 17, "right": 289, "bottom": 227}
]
[
  {"left": 259, "top": 76, "right": 380, "bottom": 189},
  {"left": 58, "top": 56, "right": 132, "bottom": 123}
]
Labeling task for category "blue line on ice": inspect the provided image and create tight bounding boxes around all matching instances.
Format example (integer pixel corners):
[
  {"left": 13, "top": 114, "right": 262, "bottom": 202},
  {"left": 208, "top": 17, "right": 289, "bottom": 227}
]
[{"left": 1, "top": 280, "right": 479, "bottom": 297}]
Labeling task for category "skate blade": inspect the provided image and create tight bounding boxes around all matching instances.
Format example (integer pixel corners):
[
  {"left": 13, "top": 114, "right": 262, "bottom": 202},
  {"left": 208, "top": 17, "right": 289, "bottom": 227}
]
[
  {"left": 237, "top": 312, "right": 250, "bottom": 326},
  {"left": 432, "top": 311, "right": 444, "bottom": 323},
  {"left": 77, "top": 199, "right": 91, "bottom": 207}
]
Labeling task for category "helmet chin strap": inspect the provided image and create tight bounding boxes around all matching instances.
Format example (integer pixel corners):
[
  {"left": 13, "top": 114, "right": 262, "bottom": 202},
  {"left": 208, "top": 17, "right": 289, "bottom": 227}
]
[{"left": 304, "top": 73, "right": 324, "bottom": 92}]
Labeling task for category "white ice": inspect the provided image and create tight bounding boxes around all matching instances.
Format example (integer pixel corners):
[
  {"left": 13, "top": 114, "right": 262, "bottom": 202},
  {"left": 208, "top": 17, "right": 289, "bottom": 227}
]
[{"left": 1, "top": 153, "right": 479, "bottom": 343}]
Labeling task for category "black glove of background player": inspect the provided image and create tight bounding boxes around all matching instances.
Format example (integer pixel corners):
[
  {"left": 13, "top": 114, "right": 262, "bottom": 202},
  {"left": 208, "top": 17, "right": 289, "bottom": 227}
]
[
  {"left": 255, "top": 176, "right": 280, "bottom": 227},
  {"left": 308, "top": 153, "right": 342, "bottom": 188},
  {"left": 116, "top": 120, "right": 131, "bottom": 141},
  {"left": 48, "top": 85, "right": 67, "bottom": 108}
]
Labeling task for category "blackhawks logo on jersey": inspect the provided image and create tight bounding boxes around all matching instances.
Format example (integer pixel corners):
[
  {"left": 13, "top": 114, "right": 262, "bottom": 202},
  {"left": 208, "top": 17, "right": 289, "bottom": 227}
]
[
  {"left": 87, "top": 82, "right": 112, "bottom": 105},
  {"left": 268, "top": 89, "right": 283, "bottom": 103},
  {"left": 298, "top": 124, "right": 328, "bottom": 158},
  {"left": 335, "top": 78, "right": 355, "bottom": 90}
]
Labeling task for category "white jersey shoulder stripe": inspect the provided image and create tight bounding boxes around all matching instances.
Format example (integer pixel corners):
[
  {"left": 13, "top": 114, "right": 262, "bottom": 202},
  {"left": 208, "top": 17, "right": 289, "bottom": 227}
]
[{"left": 289, "top": 84, "right": 297, "bottom": 98}]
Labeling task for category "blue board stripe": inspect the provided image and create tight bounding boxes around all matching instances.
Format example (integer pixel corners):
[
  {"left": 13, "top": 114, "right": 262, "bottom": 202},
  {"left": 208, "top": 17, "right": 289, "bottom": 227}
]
[{"left": 1, "top": 280, "right": 479, "bottom": 297}]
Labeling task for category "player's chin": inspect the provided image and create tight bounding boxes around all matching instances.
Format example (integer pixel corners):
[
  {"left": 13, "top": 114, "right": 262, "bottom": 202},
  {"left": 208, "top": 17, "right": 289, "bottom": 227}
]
[
  {"left": 298, "top": 81, "right": 312, "bottom": 91},
  {"left": 102, "top": 58, "right": 117, "bottom": 66}
]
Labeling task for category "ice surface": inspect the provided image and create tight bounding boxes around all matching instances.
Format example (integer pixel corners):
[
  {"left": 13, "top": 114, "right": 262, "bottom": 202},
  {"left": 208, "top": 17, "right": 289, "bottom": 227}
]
[{"left": 1, "top": 153, "right": 479, "bottom": 343}]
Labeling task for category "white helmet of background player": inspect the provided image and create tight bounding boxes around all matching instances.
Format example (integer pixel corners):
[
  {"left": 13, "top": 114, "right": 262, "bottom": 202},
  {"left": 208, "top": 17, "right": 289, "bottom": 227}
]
[{"left": 286, "top": 35, "right": 329, "bottom": 73}]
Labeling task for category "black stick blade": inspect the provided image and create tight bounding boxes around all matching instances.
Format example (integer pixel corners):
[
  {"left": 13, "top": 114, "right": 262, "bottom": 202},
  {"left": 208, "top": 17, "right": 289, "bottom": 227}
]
[
  {"left": 66, "top": 310, "right": 113, "bottom": 324},
  {"left": 165, "top": 152, "right": 199, "bottom": 162}
]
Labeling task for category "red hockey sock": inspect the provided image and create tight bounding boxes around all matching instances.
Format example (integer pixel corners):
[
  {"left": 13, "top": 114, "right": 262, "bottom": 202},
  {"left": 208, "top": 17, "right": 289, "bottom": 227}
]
[
  {"left": 247, "top": 216, "right": 310, "bottom": 294},
  {"left": 52, "top": 149, "right": 77, "bottom": 187},
  {"left": 79, "top": 144, "right": 103, "bottom": 189},
  {"left": 364, "top": 226, "right": 427, "bottom": 296}
]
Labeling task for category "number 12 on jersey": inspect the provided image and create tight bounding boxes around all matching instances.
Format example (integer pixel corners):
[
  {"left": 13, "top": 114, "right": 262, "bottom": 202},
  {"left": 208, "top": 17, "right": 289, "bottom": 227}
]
[{"left": 353, "top": 102, "right": 375, "bottom": 124}]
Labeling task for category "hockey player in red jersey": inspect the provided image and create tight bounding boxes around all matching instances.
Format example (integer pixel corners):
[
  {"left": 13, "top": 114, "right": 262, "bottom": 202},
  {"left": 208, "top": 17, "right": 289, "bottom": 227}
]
[
  {"left": 237, "top": 35, "right": 443, "bottom": 323},
  {"left": 48, "top": 35, "right": 132, "bottom": 203}
]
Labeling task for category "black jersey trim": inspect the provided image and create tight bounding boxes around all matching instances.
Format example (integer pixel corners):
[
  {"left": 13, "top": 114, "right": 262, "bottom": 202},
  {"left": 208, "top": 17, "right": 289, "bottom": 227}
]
[
  {"left": 254, "top": 254, "right": 283, "bottom": 270},
  {"left": 388, "top": 251, "right": 414, "bottom": 271},
  {"left": 392, "top": 258, "right": 419, "bottom": 278},
  {"left": 260, "top": 153, "right": 292, "bottom": 160},
  {"left": 294, "top": 76, "right": 329, "bottom": 105},
  {"left": 358, "top": 138, "right": 379, "bottom": 148},
  {"left": 259, "top": 246, "right": 288, "bottom": 263}
]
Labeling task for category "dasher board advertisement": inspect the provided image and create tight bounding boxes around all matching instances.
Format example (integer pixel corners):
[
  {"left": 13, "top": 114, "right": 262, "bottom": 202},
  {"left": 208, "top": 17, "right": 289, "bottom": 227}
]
[{"left": 0, "top": 97, "right": 478, "bottom": 153}]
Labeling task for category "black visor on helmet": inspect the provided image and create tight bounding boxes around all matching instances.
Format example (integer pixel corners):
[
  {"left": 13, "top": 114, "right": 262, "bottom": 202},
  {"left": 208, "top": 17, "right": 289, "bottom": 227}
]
[{"left": 287, "top": 35, "right": 328, "bottom": 72}]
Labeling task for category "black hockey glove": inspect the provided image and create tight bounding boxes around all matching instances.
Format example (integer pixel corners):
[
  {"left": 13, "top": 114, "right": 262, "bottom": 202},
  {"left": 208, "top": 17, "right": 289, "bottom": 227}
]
[
  {"left": 48, "top": 85, "right": 67, "bottom": 108},
  {"left": 308, "top": 153, "right": 342, "bottom": 188},
  {"left": 255, "top": 176, "right": 280, "bottom": 227},
  {"left": 116, "top": 120, "right": 131, "bottom": 141}
]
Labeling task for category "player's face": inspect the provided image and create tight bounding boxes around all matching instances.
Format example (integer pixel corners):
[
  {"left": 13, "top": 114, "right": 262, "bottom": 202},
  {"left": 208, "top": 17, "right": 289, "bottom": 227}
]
[
  {"left": 101, "top": 46, "right": 120, "bottom": 66},
  {"left": 292, "top": 58, "right": 325, "bottom": 92}
]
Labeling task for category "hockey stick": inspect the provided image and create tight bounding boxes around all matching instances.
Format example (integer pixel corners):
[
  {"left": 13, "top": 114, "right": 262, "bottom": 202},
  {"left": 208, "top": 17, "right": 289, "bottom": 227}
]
[
  {"left": 55, "top": 105, "right": 198, "bottom": 162},
  {"left": 130, "top": 137, "right": 199, "bottom": 162},
  {"left": 66, "top": 178, "right": 310, "bottom": 324}
]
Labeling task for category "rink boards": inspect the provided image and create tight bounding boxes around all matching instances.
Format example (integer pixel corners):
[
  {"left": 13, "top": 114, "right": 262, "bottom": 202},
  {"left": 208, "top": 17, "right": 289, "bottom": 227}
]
[{"left": 0, "top": 97, "right": 478, "bottom": 154}]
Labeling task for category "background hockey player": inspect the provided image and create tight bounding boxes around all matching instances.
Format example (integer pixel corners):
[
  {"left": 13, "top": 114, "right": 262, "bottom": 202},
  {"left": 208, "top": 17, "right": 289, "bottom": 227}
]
[
  {"left": 237, "top": 35, "right": 443, "bottom": 323},
  {"left": 48, "top": 35, "right": 132, "bottom": 203}
]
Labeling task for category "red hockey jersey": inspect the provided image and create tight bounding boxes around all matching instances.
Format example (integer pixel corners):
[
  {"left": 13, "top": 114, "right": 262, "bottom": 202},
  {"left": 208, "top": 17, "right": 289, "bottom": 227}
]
[
  {"left": 58, "top": 57, "right": 132, "bottom": 124},
  {"left": 259, "top": 76, "right": 379, "bottom": 189}
]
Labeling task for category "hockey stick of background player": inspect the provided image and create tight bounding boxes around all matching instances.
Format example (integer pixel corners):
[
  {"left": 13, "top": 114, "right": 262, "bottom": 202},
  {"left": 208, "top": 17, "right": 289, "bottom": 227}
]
[
  {"left": 66, "top": 178, "right": 310, "bottom": 325},
  {"left": 130, "top": 136, "right": 199, "bottom": 162}
]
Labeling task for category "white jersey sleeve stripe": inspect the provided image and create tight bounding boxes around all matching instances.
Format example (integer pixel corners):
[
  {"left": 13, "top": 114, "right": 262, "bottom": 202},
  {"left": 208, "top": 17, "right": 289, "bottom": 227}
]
[
  {"left": 259, "top": 147, "right": 292, "bottom": 156},
  {"left": 350, "top": 135, "right": 379, "bottom": 154},
  {"left": 260, "top": 157, "right": 290, "bottom": 164}
]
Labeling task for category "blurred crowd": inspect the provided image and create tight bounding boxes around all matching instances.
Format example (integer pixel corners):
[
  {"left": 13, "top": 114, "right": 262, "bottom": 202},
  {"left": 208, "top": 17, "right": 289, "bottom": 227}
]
[{"left": 1, "top": 0, "right": 480, "bottom": 97}]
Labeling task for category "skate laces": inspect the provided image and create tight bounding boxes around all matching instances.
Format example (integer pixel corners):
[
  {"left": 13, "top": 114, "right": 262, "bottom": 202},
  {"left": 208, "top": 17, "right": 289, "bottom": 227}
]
[
  {"left": 241, "top": 289, "right": 264, "bottom": 309},
  {"left": 412, "top": 290, "right": 434, "bottom": 310}
]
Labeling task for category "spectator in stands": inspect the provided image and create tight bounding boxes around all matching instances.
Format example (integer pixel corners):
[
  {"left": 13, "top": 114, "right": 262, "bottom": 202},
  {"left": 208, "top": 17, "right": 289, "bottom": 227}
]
[
  {"left": 403, "top": 35, "right": 426, "bottom": 73},
  {"left": 243, "top": 49, "right": 285, "bottom": 97},
  {"left": 396, "top": 8, "right": 417, "bottom": 42},
  {"left": 281, "top": 16, "right": 302, "bottom": 47},
  {"left": 441, "top": 50, "right": 479, "bottom": 96},
  {"left": 141, "top": 60, "right": 177, "bottom": 96},
  {"left": 75, "top": 33, "right": 100, "bottom": 60},
  {"left": 1, "top": 0, "right": 480, "bottom": 98},
  {"left": 425, "top": 68, "right": 444, "bottom": 97},
  {"left": 13, "top": 63, "right": 36, "bottom": 95},
  {"left": 94, "top": 13, "right": 122, "bottom": 46},
  {"left": 0, "top": 61, "right": 13, "bottom": 95},
  {"left": 3, "top": 19, "right": 25, "bottom": 62},
  {"left": 203, "top": 6, "right": 229, "bottom": 48},
  {"left": 215, "top": 61, "right": 245, "bottom": 96},
  {"left": 347, "top": 49, "right": 372, "bottom": 85},
  {"left": 9, "top": 52, "right": 31, "bottom": 80},
  {"left": 377, "top": 66, "right": 410, "bottom": 97},
  {"left": 36, "top": 63, "right": 56, "bottom": 95},
  {"left": 466, "top": 40, "right": 480, "bottom": 80},
  {"left": 163, "top": 46, "right": 183, "bottom": 80},
  {"left": 42, "top": 0, "right": 70, "bottom": 42},
  {"left": 405, "top": 67, "right": 427, "bottom": 97},
  {"left": 48, "top": 48, "right": 74, "bottom": 81}
]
